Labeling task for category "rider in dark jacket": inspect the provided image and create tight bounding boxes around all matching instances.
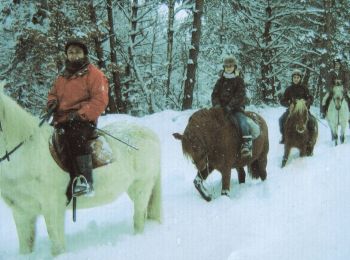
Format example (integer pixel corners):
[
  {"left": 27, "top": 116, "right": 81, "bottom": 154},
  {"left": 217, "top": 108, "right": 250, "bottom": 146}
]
[
  {"left": 321, "top": 58, "right": 350, "bottom": 118},
  {"left": 211, "top": 55, "right": 252, "bottom": 159},
  {"left": 279, "top": 69, "right": 315, "bottom": 143}
]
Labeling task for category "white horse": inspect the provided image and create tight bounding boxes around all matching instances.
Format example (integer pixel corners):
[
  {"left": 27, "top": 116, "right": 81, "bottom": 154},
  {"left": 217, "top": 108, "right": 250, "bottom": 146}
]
[
  {"left": 0, "top": 82, "right": 162, "bottom": 255},
  {"left": 325, "top": 85, "right": 349, "bottom": 145}
]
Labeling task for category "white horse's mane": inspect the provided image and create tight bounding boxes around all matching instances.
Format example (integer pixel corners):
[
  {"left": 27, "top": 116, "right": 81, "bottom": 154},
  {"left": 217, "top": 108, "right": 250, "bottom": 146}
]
[{"left": 0, "top": 85, "right": 40, "bottom": 151}]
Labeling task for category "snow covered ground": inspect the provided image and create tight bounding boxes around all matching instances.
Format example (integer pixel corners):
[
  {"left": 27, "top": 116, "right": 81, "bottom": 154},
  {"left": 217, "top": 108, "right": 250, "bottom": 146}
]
[{"left": 1, "top": 106, "right": 350, "bottom": 260}]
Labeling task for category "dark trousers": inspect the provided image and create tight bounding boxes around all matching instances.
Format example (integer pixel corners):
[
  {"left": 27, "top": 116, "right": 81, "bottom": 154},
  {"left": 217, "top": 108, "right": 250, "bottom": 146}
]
[
  {"left": 56, "top": 120, "right": 95, "bottom": 174},
  {"left": 279, "top": 110, "right": 289, "bottom": 135},
  {"left": 228, "top": 111, "right": 250, "bottom": 137}
]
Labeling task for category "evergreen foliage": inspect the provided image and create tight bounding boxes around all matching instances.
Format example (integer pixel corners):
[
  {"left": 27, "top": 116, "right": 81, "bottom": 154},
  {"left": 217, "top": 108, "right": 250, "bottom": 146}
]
[{"left": 0, "top": 0, "right": 349, "bottom": 115}]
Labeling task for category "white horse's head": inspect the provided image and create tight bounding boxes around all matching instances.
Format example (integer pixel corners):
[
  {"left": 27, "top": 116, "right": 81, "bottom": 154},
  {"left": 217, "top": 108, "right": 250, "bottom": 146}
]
[
  {"left": 332, "top": 85, "right": 345, "bottom": 110},
  {"left": 0, "top": 82, "right": 39, "bottom": 154}
]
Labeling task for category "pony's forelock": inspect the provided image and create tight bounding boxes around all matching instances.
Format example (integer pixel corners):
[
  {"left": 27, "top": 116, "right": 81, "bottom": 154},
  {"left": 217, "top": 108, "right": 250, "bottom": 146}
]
[{"left": 293, "top": 99, "right": 307, "bottom": 115}]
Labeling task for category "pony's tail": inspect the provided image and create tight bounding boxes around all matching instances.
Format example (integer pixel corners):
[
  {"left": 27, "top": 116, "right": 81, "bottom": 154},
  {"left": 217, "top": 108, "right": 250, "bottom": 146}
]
[{"left": 147, "top": 172, "right": 162, "bottom": 223}]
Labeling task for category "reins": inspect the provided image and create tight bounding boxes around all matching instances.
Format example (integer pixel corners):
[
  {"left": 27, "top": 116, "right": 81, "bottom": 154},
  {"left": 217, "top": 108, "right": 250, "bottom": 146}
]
[{"left": 0, "top": 141, "right": 24, "bottom": 163}]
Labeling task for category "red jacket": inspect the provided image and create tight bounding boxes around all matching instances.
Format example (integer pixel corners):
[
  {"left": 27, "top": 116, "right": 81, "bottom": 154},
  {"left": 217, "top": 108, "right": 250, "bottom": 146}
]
[{"left": 47, "top": 64, "right": 109, "bottom": 124}]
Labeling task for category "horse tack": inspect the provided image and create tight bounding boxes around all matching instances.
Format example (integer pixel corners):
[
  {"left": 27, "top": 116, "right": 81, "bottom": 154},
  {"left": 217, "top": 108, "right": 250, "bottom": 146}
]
[
  {"left": 49, "top": 130, "right": 115, "bottom": 173},
  {"left": 0, "top": 141, "right": 24, "bottom": 163}
]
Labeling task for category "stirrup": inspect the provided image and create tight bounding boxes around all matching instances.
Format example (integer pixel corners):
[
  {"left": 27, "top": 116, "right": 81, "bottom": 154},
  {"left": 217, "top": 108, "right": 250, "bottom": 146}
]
[
  {"left": 241, "top": 147, "right": 252, "bottom": 158},
  {"left": 72, "top": 175, "right": 92, "bottom": 197},
  {"left": 241, "top": 136, "right": 252, "bottom": 158}
]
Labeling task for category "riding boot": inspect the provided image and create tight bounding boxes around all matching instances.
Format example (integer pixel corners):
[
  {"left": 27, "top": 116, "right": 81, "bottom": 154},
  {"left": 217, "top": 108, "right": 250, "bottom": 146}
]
[
  {"left": 307, "top": 117, "right": 316, "bottom": 145},
  {"left": 74, "top": 154, "right": 94, "bottom": 197},
  {"left": 320, "top": 105, "right": 326, "bottom": 119},
  {"left": 279, "top": 111, "right": 288, "bottom": 143},
  {"left": 279, "top": 134, "right": 285, "bottom": 144},
  {"left": 323, "top": 95, "right": 332, "bottom": 117},
  {"left": 241, "top": 135, "right": 252, "bottom": 159}
]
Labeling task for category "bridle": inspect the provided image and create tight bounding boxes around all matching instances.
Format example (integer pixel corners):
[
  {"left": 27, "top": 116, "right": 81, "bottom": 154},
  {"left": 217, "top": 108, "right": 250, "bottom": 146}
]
[{"left": 332, "top": 95, "right": 344, "bottom": 111}]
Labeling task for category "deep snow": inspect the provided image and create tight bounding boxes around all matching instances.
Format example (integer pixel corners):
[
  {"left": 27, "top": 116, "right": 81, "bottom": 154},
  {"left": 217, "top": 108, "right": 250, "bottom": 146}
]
[{"left": 0, "top": 105, "right": 350, "bottom": 260}]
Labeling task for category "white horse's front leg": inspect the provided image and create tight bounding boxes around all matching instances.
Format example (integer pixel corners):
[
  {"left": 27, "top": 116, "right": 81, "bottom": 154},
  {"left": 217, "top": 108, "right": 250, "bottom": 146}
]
[
  {"left": 330, "top": 122, "right": 338, "bottom": 144},
  {"left": 43, "top": 204, "right": 66, "bottom": 255},
  {"left": 12, "top": 209, "right": 37, "bottom": 254},
  {"left": 340, "top": 119, "right": 348, "bottom": 144}
]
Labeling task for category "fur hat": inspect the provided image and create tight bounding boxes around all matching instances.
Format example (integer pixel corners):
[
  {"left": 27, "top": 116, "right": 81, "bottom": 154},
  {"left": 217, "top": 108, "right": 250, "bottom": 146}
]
[
  {"left": 223, "top": 55, "right": 236, "bottom": 66},
  {"left": 64, "top": 38, "right": 88, "bottom": 55},
  {"left": 291, "top": 69, "right": 302, "bottom": 77}
]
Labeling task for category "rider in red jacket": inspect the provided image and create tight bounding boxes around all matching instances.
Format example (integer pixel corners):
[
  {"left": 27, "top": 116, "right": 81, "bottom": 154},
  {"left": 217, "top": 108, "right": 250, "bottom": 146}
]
[{"left": 47, "top": 38, "right": 109, "bottom": 197}]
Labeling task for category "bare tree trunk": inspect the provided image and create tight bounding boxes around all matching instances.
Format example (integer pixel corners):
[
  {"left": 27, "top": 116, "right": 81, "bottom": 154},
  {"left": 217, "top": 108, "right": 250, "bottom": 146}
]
[
  {"left": 106, "top": 0, "right": 123, "bottom": 113},
  {"left": 166, "top": 0, "right": 175, "bottom": 103},
  {"left": 318, "top": 0, "right": 335, "bottom": 112},
  {"left": 88, "top": 0, "right": 105, "bottom": 69},
  {"left": 182, "top": 0, "right": 204, "bottom": 110},
  {"left": 123, "top": 0, "right": 139, "bottom": 112},
  {"left": 260, "top": 1, "right": 274, "bottom": 103}
]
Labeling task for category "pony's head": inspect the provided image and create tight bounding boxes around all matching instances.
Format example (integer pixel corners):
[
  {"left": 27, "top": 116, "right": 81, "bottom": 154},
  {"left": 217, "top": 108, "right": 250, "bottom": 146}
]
[
  {"left": 288, "top": 99, "right": 308, "bottom": 133},
  {"left": 332, "top": 85, "right": 345, "bottom": 110},
  {"left": 173, "top": 112, "right": 211, "bottom": 172}
]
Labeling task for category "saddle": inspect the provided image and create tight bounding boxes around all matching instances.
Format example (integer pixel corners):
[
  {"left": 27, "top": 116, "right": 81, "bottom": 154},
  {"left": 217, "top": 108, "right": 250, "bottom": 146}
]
[
  {"left": 49, "top": 129, "right": 115, "bottom": 173},
  {"left": 227, "top": 112, "right": 261, "bottom": 140}
]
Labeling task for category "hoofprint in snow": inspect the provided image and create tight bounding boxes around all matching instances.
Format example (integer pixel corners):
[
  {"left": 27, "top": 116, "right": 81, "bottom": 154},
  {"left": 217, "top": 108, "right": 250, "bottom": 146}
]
[{"left": 0, "top": 105, "right": 349, "bottom": 260}]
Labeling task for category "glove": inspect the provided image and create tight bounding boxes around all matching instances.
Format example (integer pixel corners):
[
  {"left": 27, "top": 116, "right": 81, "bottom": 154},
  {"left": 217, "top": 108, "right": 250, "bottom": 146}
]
[
  {"left": 47, "top": 100, "right": 58, "bottom": 112},
  {"left": 68, "top": 111, "right": 82, "bottom": 122},
  {"left": 224, "top": 106, "right": 232, "bottom": 114}
]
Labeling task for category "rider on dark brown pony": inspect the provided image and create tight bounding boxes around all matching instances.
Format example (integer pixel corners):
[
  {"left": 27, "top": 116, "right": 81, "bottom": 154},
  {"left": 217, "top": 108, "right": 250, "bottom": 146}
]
[
  {"left": 279, "top": 69, "right": 316, "bottom": 144},
  {"left": 46, "top": 38, "right": 109, "bottom": 197},
  {"left": 211, "top": 55, "right": 252, "bottom": 159}
]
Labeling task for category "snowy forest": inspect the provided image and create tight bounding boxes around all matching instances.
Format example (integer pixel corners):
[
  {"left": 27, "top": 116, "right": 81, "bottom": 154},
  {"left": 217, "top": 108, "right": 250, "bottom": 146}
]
[{"left": 0, "top": 0, "right": 350, "bottom": 115}]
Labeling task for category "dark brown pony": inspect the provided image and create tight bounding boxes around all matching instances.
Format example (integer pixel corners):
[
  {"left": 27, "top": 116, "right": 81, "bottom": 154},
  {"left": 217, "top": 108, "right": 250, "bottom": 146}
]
[
  {"left": 173, "top": 108, "right": 269, "bottom": 201},
  {"left": 282, "top": 99, "right": 318, "bottom": 167}
]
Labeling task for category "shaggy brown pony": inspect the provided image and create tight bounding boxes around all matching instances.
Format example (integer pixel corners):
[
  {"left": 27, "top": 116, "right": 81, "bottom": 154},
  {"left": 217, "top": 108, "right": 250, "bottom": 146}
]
[
  {"left": 173, "top": 108, "right": 269, "bottom": 201},
  {"left": 282, "top": 99, "right": 318, "bottom": 167}
]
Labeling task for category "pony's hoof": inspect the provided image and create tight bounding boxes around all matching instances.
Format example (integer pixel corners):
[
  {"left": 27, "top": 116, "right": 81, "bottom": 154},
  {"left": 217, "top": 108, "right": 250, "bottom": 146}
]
[
  {"left": 281, "top": 159, "right": 287, "bottom": 168},
  {"left": 193, "top": 178, "right": 212, "bottom": 202},
  {"left": 221, "top": 190, "right": 230, "bottom": 197},
  {"left": 51, "top": 245, "right": 65, "bottom": 256}
]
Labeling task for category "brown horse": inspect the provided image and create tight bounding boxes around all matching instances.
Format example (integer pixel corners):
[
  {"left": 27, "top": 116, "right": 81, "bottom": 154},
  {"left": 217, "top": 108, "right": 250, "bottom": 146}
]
[
  {"left": 282, "top": 99, "right": 318, "bottom": 167},
  {"left": 173, "top": 108, "right": 269, "bottom": 201}
]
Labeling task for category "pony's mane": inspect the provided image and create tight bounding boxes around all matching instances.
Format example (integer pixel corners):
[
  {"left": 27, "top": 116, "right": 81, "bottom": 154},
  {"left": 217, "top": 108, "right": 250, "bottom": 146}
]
[
  {"left": 292, "top": 99, "right": 307, "bottom": 115},
  {"left": 0, "top": 89, "right": 39, "bottom": 150}
]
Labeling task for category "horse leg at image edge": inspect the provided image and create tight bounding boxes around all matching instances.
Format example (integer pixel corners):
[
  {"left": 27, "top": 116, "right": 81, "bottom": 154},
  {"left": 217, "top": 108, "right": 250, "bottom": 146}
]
[{"left": 12, "top": 210, "right": 37, "bottom": 254}]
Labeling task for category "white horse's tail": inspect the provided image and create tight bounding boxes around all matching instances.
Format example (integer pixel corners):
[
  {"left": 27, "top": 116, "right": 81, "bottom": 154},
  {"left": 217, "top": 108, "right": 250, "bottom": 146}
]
[{"left": 147, "top": 173, "right": 162, "bottom": 222}]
